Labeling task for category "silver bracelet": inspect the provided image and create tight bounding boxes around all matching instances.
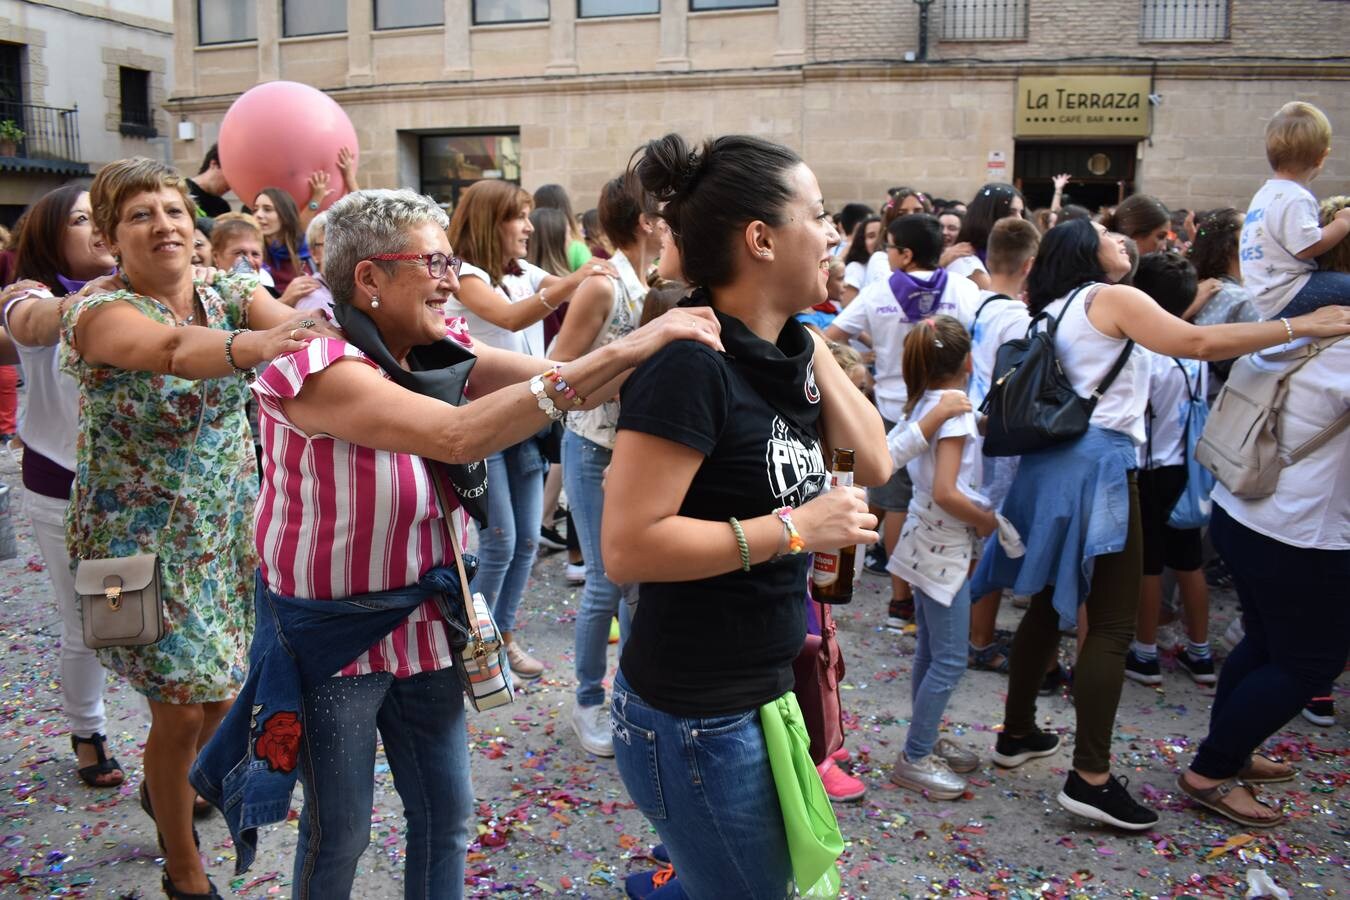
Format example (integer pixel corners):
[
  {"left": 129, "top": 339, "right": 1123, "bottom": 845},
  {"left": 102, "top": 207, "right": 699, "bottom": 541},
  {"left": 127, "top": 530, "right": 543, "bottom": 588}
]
[
  {"left": 537, "top": 287, "right": 558, "bottom": 312},
  {"left": 529, "top": 374, "right": 566, "bottom": 422},
  {"left": 1280, "top": 317, "right": 1295, "bottom": 343}
]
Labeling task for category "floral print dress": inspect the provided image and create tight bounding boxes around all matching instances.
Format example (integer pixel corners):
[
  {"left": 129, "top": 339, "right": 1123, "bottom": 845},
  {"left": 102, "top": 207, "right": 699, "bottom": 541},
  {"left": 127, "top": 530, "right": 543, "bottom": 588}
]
[{"left": 61, "top": 274, "right": 259, "bottom": 704}]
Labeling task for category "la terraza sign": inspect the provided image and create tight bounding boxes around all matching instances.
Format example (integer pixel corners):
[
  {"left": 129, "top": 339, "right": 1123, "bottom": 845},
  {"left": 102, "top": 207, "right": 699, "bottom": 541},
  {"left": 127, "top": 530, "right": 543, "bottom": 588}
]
[{"left": 1015, "top": 76, "right": 1151, "bottom": 139}]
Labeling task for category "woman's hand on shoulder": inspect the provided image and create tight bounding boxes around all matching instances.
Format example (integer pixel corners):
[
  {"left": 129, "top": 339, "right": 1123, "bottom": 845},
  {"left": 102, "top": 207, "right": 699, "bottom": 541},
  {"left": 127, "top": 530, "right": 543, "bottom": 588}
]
[
  {"left": 1292, "top": 304, "right": 1350, "bottom": 339},
  {"left": 939, "top": 242, "right": 974, "bottom": 269},
  {"left": 791, "top": 485, "right": 878, "bottom": 554},
  {"left": 233, "top": 317, "right": 325, "bottom": 369},
  {"left": 613, "top": 305, "right": 722, "bottom": 367},
  {"left": 279, "top": 276, "right": 321, "bottom": 307}
]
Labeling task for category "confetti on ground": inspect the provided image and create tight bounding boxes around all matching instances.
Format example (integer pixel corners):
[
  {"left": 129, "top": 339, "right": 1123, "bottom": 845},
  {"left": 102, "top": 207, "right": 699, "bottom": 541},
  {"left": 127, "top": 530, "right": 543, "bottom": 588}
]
[{"left": 0, "top": 459, "right": 1345, "bottom": 898}]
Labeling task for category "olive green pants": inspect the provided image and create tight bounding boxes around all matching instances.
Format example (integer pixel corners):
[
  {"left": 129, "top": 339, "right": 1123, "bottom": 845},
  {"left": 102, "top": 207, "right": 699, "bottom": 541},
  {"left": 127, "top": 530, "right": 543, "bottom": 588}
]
[{"left": 1003, "top": 478, "right": 1142, "bottom": 774}]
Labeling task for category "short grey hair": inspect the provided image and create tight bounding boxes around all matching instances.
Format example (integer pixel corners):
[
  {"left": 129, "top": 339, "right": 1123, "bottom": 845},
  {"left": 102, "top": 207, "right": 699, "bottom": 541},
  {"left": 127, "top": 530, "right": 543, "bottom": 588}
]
[
  {"left": 324, "top": 189, "right": 450, "bottom": 306},
  {"left": 305, "top": 210, "right": 328, "bottom": 251}
]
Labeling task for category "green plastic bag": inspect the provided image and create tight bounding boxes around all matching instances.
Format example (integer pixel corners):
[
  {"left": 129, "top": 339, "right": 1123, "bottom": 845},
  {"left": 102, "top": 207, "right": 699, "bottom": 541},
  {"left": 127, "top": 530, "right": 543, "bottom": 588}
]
[{"left": 761, "top": 692, "right": 843, "bottom": 899}]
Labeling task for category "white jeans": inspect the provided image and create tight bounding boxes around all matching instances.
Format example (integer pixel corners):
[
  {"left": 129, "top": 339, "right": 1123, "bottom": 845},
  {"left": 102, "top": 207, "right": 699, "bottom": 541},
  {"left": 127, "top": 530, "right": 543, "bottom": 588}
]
[{"left": 25, "top": 489, "right": 108, "bottom": 737}]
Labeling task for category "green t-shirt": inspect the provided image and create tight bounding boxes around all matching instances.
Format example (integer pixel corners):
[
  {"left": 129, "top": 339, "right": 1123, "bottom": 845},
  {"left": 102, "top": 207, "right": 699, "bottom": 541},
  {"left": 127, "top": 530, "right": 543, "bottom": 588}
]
[{"left": 566, "top": 239, "right": 592, "bottom": 272}]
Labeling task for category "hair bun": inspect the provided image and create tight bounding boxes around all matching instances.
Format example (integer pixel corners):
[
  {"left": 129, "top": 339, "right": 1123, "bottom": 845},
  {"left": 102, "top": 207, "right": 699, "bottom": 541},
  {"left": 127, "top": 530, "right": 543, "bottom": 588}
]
[{"left": 634, "top": 133, "right": 697, "bottom": 202}]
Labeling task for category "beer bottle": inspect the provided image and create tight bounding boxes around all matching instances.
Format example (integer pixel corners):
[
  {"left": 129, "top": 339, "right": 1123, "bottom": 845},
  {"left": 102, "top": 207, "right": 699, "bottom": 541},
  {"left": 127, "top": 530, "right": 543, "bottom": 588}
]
[{"left": 811, "top": 448, "right": 856, "bottom": 604}]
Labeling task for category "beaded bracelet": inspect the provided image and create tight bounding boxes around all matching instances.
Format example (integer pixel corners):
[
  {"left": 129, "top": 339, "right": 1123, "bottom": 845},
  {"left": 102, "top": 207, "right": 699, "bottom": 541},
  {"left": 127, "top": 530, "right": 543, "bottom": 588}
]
[
  {"left": 728, "top": 517, "right": 751, "bottom": 572},
  {"left": 224, "top": 328, "right": 255, "bottom": 380},
  {"left": 1280, "top": 317, "right": 1295, "bottom": 343},
  {"left": 773, "top": 506, "right": 805, "bottom": 554},
  {"left": 544, "top": 366, "right": 585, "bottom": 408},
  {"left": 529, "top": 374, "right": 566, "bottom": 422}
]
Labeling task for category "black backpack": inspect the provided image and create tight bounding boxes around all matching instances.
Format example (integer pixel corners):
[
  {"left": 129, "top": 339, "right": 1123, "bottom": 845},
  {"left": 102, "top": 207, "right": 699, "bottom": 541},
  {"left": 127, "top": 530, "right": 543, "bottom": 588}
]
[{"left": 980, "top": 284, "right": 1135, "bottom": 457}]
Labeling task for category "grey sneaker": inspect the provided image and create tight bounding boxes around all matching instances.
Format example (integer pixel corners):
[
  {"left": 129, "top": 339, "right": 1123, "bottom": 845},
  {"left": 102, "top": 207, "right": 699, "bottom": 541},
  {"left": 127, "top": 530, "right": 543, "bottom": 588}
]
[
  {"left": 933, "top": 737, "right": 979, "bottom": 774},
  {"left": 890, "top": 752, "right": 966, "bottom": 800},
  {"left": 570, "top": 702, "right": 614, "bottom": 757}
]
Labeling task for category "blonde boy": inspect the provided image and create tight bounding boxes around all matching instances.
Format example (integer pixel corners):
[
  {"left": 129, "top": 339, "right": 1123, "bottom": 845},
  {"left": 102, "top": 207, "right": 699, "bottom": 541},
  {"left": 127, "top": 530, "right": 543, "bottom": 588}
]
[{"left": 1240, "top": 101, "right": 1350, "bottom": 317}]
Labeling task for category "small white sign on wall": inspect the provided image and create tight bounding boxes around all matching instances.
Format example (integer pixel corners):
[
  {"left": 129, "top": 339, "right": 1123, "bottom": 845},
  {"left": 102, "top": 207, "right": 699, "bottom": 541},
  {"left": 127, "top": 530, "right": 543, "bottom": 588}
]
[{"left": 986, "top": 150, "right": 1008, "bottom": 183}]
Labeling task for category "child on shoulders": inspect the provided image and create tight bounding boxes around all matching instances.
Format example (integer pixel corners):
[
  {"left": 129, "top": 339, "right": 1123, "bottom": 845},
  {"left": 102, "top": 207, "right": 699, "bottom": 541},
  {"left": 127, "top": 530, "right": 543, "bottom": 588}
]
[{"left": 1240, "top": 101, "right": 1350, "bottom": 318}]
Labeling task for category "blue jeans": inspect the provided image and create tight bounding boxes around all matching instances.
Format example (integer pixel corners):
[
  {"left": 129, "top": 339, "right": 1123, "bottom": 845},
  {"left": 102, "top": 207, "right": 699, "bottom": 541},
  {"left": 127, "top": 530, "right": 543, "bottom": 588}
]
[
  {"left": 1277, "top": 269, "right": 1350, "bottom": 317},
  {"left": 610, "top": 672, "right": 793, "bottom": 899},
  {"left": 477, "top": 439, "right": 545, "bottom": 634},
  {"left": 292, "top": 666, "right": 471, "bottom": 899},
  {"left": 905, "top": 581, "right": 972, "bottom": 761},
  {"left": 563, "top": 429, "right": 631, "bottom": 707}
]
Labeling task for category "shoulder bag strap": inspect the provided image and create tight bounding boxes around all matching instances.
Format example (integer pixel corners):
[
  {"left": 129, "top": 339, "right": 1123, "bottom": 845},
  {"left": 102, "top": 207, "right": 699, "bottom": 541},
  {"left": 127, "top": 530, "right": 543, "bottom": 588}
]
[
  {"left": 972, "top": 293, "right": 1011, "bottom": 329},
  {"left": 1284, "top": 407, "right": 1350, "bottom": 466},
  {"left": 164, "top": 387, "right": 208, "bottom": 531},
  {"left": 428, "top": 464, "right": 486, "bottom": 658}
]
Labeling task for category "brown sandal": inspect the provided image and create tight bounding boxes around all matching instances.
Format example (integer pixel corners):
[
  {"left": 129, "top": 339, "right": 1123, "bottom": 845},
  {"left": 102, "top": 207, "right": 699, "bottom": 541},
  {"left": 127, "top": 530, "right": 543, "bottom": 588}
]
[
  {"left": 1177, "top": 774, "right": 1285, "bottom": 828},
  {"left": 1236, "top": 754, "right": 1296, "bottom": 784}
]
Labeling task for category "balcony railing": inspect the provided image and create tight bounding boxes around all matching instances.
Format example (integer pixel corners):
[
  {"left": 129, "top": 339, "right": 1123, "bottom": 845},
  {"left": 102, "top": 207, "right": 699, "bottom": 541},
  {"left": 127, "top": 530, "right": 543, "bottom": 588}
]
[
  {"left": 940, "top": 0, "right": 1027, "bottom": 41},
  {"left": 0, "top": 101, "right": 83, "bottom": 162}
]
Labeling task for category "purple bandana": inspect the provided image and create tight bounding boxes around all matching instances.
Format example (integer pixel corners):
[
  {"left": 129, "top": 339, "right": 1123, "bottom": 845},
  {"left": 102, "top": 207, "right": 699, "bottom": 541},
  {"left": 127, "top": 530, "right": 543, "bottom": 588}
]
[{"left": 887, "top": 268, "right": 949, "bottom": 321}]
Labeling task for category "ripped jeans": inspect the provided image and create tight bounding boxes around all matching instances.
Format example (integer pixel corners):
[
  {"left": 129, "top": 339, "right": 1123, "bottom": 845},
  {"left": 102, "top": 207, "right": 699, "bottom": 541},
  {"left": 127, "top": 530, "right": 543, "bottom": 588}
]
[{"left": 476, "top": 438, "right": 546, "bottom": 634}]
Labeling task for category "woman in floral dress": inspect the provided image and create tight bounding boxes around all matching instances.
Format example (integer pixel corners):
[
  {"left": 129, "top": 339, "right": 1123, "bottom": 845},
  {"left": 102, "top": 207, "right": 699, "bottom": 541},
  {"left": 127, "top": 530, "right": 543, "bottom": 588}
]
[{"left": 61, "top": 157, "right": 322, "bottom": 900}]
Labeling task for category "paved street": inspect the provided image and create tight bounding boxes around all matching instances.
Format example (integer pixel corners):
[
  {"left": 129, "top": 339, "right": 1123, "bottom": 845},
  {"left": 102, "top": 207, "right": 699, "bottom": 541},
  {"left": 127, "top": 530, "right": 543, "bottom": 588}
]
[{"left": 0, "top": 452, "right": 1345, "bottom": 898}]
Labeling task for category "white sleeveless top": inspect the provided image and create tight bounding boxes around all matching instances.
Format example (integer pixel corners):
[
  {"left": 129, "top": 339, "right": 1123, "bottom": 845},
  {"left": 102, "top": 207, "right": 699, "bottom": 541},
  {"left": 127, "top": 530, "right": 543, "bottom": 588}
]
[
  {"left": 565, "top": 251, "right": 646, "bottom": 450},
  {"left": 1042, "top": 284, "right": 1148, "bottom": 446}
]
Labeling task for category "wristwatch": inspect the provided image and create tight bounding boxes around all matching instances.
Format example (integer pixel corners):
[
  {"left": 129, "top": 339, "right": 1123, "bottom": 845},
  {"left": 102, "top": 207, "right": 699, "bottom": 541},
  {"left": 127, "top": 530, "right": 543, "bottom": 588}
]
[{"left": 307, "top": 200, "right": 320, "bottom": 211}]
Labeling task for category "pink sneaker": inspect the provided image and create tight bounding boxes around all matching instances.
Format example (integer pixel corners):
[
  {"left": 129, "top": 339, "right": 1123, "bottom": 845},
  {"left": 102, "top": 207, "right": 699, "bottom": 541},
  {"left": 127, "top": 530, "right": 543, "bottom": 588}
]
[
  {"left": 817, "top": 759, "right": 865, "bottom": 802},
  {"left": 830, "top": 747, "right": 851, "bottom": 763}
]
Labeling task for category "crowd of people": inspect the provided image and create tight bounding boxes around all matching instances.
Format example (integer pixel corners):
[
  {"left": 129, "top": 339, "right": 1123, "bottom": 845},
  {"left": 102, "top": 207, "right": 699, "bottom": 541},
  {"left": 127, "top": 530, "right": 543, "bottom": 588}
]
[{"left": 0, "top": 98, "right": 1346, "bottom": 900}]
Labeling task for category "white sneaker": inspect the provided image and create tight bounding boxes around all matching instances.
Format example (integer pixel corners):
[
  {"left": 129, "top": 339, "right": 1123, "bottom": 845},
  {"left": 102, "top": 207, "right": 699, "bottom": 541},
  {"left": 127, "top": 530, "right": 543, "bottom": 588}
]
[
  {"left": 565, "top": 562, "right": 586, "bottom": 585},
  {"left": 889, "top": 751, "right": 966, "bottom": 800},
  {"left": 571, "top": 702, "right": 614, "bottom": 757}
]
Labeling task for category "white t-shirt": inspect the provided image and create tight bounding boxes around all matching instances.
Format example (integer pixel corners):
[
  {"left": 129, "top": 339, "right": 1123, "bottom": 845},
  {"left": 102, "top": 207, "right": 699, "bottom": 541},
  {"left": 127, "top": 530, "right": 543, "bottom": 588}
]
[
  {"left": 863, "top": 250, "right": 891, "bottom": 288},
  {"left": 1042, "top": 285, "right": 1149, "bottom": 445},
  {"left": 1239, "top": 179, "right": 1322, "bottom": 318},
  {"left": 946, "top": 254, "right": 988, "bottom": 282},
  {"left": 1139, "top": 350, "right": 1207, "bottom": 468},
  {"left": 969, "top": 290, "right": 1030, "bottom": 407},
  {"left": 1214, "top": 337, "right": 1349, "bottom": 549},
  {"left": 3, "top": 291, "right": 78, "bottom": 470},
  {"left": 446, "top": 259, "right": 549, "bottom": 357},
  {"left": 843, "top": 260, "right": 868, "bottom": 292},
  {"left": 905, "top": 389, "right": 988, "bottom": 509},
  {"left": 830, "top": 269, "right": 980, "bottom": 421}
]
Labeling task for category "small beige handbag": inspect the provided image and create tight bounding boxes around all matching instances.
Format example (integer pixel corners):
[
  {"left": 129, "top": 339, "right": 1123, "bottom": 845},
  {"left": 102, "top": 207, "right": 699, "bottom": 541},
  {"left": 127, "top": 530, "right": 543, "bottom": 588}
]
[
  {"left": 76, "top": 553, "right": 165, "bottom": 648},
  {"left": 74, "top": 391, "right": 205, "bottom": 650}
]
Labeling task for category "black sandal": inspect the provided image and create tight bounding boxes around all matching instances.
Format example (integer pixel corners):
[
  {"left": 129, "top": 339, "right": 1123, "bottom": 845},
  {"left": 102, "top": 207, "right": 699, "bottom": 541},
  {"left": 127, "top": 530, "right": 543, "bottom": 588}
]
[
  {"left": 161, "top": 872, "right": 223, "bottom": 899},
  {"left": 140, "top": 781, "right": 201, "bottom": 851},
  {"left": 71, "top": 733, "right": 125, "bottom": 788}
]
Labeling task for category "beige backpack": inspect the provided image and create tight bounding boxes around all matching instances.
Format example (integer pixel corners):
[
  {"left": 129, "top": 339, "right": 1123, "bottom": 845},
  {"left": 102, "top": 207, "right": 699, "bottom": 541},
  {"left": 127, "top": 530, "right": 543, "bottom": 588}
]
[{"left": 1196, "top": 335, "right": 1349, "bottom": 499}]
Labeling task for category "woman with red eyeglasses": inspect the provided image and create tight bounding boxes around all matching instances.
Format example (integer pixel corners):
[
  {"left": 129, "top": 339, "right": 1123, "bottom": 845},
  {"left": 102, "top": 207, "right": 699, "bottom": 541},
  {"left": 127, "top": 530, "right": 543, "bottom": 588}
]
[{"left": 445, "top": 180, "right": 617, "bottom": 679}]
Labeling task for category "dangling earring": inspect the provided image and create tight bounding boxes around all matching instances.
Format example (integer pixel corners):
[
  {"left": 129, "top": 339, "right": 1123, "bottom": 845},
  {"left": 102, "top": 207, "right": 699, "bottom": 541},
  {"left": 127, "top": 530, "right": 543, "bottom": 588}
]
[{"left": 370, "top": 294, "right": 380, "bottom": 309}]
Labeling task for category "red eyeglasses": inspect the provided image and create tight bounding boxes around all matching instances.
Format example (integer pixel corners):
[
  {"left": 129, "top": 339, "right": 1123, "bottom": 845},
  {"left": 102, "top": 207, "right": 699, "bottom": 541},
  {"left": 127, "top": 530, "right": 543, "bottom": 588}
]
[{"left": 365, "top": 252, "right": 463, "bottom": 279}]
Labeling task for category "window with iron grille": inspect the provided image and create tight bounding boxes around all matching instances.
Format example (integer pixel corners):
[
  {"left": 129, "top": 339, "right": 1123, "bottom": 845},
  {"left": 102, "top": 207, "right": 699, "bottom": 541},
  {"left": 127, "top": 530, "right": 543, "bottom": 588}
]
[
  {"left": 119, "top": 67, "right": 156, "bottom": 138},
  {"left": 940, "top": 0, "right": 1027, "bottom": 41},
  {"left": 1139, "top": 0, "right": 1230, "bottom": 41}
]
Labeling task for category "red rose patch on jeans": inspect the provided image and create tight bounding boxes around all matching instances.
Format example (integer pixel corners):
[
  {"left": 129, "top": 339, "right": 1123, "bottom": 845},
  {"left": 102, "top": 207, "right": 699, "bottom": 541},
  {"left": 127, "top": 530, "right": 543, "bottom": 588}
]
[{"left": 255, "top": 710, "right": 302, "bottom": 773}]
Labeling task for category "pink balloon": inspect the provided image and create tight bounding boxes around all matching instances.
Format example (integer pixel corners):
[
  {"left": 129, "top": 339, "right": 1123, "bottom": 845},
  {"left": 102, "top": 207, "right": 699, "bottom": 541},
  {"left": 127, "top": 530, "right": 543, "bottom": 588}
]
[{"left": 218, "top": 81, "right": 358, "bottom": 215}]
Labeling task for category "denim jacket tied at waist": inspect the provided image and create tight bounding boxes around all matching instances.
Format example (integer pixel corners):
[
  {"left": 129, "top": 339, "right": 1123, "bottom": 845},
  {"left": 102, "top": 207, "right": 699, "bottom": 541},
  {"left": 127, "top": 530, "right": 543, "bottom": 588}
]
[
  {"left": 972, "top": 426, "right": 1136, "bottom": 629},
  {"left": 189, "top": 561, "right": 475, "bottom": 874}
]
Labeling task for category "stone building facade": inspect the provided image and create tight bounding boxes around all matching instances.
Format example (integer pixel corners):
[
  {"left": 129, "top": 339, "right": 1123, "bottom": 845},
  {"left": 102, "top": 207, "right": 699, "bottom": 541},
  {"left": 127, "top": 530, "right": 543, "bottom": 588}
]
[
  {"left": 165, "top": 0, "right": 1349, "bottom": 216},
  {"left": 0, "top": 0, "right": 174, "bottom": 219}
]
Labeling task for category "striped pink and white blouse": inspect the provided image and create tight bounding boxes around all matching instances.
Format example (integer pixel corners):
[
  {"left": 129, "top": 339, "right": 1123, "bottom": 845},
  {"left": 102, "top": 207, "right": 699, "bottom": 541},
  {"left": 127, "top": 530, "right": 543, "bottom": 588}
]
[{"left": 253, "top": 330, "right": 474, "bottom": 679}]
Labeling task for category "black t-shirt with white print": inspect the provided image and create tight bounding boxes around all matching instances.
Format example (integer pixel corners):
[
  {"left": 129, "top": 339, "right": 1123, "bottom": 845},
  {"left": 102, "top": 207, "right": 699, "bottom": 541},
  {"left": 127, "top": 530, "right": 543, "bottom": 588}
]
[{"left": 617, "top": 317, "right": 827, "bottom": 717}]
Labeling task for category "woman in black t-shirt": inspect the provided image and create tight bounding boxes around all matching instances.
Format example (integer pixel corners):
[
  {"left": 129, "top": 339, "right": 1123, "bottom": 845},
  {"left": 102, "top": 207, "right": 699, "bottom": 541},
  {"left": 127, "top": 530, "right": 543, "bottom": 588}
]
[{"left": 602, "top": 134, "right": 890, "bottom": 898}]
